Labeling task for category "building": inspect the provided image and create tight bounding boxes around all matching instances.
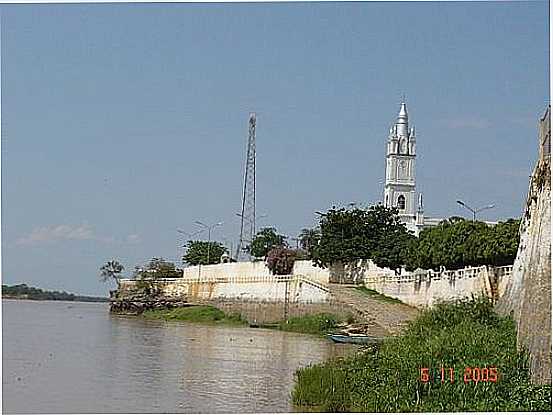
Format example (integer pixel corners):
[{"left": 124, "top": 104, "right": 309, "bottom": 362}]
[{"left": 383, "top": 101, "right": 442, "bottom": 235}]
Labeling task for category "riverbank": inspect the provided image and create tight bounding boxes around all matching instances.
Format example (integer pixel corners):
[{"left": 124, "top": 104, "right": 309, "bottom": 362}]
[
  {"left": 142, "top": 305, "right": 355, "bottom": 336},
  {"left": 292, "top": 297, "right": 552, "bottom": 412}
]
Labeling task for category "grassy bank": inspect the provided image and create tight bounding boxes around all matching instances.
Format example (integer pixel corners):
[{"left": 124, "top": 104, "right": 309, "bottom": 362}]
[
  {"left": 143, "top": 305, "right": 247, "bottom": 326},
  {"left": 292, "top": 297, "right": 552, "bottom": 412},
  {"left": 143, "top": 306, "right": 351, "bottom": 335},
  {"left": 273, "top": 313, "right": 353, "bottom": 336}
]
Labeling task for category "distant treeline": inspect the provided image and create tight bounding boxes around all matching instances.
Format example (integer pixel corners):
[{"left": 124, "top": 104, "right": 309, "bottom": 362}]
[{"left": 2, "top": 284, "right": 108, "bottom": 302}]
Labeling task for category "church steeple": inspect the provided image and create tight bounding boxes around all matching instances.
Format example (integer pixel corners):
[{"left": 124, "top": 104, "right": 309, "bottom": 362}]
[
  {"left": 396, "top": 102, "right": 409, "bottom": 138},
  {"left": 383, "top": 100, "right": 420, "bottom": 234}
]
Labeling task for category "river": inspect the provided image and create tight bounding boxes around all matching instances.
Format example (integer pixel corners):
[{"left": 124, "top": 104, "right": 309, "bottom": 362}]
[{"left": 2, "top": 299, "right": 354, "bottom": 413}]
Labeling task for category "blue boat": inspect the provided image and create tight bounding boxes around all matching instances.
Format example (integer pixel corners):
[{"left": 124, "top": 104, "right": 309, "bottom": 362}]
[{"left": 327, "top": 333, "right": 382, "bottom": 345}]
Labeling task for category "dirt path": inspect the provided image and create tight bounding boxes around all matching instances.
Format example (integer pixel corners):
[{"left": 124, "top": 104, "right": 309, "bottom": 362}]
[{"left": 329, "top": 284, "right": 420, "bottom": 337}]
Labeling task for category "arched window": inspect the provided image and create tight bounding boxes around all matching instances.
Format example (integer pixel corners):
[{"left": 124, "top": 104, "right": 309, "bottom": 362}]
[{"left": 397, "top": 195, "right": 406, "bottom": 210}]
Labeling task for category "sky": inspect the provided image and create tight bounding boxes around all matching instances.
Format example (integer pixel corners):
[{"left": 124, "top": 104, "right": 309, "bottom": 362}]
[{"left": 1, "top": 1, "right": 550, "bottom": 296}]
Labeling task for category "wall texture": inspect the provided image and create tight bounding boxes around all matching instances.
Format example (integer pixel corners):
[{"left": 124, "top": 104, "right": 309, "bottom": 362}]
[{"left": 496, "top": 106, "right": 551, "bottom": 384}]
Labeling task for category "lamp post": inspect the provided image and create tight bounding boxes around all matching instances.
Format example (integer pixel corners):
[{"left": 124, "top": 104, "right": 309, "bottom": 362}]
[
  {"left": 194, "top": 221, "right": 223, "bottom": 265},
  {"left": 456, "top": 200, "right": 495, "bottom": 221}
]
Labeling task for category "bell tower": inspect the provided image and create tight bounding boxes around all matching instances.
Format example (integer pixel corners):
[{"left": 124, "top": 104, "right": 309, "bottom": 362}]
[{"left": 383, "top": 101, "right": 419, "bottom": 232}]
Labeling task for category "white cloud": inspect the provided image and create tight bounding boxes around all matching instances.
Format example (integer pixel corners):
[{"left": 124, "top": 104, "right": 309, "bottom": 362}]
[
  {"left": 16, "top": 224, "right": 142, "bottom": 247},
  {"left": 17, "top": 223, "right": 95, "bottom": 246}
]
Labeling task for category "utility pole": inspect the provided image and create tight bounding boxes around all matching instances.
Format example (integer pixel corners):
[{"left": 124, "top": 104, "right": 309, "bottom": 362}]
[{"left": 237, "top": 113, "right": 257, "bottom": 261}]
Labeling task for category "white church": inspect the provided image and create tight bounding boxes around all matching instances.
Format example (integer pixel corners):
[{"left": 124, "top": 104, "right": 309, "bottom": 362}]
[{"left": 383, "top": 101, "right": 442, "bottom": 235}]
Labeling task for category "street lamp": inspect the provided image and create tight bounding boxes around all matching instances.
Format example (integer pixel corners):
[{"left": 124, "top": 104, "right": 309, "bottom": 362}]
[
  {"left": 456, "top": 200, "right": 495, "bottom": 221},
  {"left": 194, "top": 220, "right": 223, "bottom": 264}
]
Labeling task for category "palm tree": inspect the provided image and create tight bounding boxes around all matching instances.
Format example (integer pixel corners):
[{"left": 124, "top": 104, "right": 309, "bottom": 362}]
[
  {"left": 99, "top": 260, "right": 124, "bottom": 283},
  {"left": 299, "top": 228, "right": 321, "bottom": 253}
]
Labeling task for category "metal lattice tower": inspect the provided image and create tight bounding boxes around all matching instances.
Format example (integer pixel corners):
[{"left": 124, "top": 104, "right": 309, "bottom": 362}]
[{"left": 236, "top": 112, "right": 257, "bottom": 261}]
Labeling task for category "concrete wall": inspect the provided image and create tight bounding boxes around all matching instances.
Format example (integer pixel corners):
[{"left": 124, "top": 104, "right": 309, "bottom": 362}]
[
  {"left": 180, "top": 260, "right": 330, "bottom": 284},
  {"left": 363, "top": 266, "right": 509, "bottom": 308},
  {"left": 119, "top": 276, "right": 329, "bottom": 303},
  {"left": 120, "top": 259, "right": 511, "bottom": 310}
]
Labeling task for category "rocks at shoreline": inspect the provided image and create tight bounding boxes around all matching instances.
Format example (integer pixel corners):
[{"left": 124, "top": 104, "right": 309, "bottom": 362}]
[{"left": 110, "top": 295, "right": 192, "bottom": 315}]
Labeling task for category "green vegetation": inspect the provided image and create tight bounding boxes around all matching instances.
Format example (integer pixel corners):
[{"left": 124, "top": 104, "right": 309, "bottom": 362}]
[
  {"left": 311, "top": 205, "right": 414, "bottom": 274},
  {"left": 354, "top": 286, "right": 403, "bottom": 304},
  {"left": 183, "top": 241, "right": 228, "bottom": 265},
  {"left": 405, "top": 217, "right": 520, "bottom": 271},
  {"left": 99, "top": 260, "right": 124, "bottom": 283},
  {"left": 311, "top": 206, "right": 520, "bottom": 273},
  {"left": 292, "top": 297, "right": 551, "bottom": 412},
  {"left": 133, "top": 257, "right": 182, "bottom": 278},
  {"left": 275, "top": 313, "right": 346, "bottom": 336},
  {"left": 298, "top": 227, "right": 321, "bottom": 258},
  {"left": 250, "top": 227, "right": 287, "bottom": 258},
  {"left": 143, "top": 305, "right": 247, "bottom": 325},
  {"left": 2, "top": 284, "right": 108, "bottom": 302}
]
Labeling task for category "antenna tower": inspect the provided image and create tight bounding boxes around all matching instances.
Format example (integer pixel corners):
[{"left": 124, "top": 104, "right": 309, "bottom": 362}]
[{"left": 236, "top": 112, "right": 257, "bottom": 261}]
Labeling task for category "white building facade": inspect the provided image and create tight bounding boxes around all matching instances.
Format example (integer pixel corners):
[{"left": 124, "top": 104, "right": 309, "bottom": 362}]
[{"left": 383, "top": 102, "right": 441, "bottom": 235}]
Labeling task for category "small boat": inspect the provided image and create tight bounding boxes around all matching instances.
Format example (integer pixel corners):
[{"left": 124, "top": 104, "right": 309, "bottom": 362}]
[{"left": 327, "top": 333, "right": 382, "bottom": 345}]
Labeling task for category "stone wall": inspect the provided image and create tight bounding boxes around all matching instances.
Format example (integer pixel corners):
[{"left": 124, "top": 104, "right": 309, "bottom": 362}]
[{"left": 496, "top": 106, "right": 551, "bottom": 384}]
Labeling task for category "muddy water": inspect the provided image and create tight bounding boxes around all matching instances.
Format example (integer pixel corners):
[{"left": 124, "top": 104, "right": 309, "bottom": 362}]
[{"left": 2, "top": 299, "right": 354, "bottom": 413}]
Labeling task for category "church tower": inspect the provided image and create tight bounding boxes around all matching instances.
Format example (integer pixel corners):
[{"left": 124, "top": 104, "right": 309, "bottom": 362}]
[{"left": 383, "top": 101, "right": 421, "bottom": 233}]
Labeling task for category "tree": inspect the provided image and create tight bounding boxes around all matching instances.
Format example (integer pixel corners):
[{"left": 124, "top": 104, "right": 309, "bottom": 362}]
[
  {"left": 311, "top": 205, "right": 413, "bottom": 273},
  {"left": 183, "top": 241, "right": 228, "bottom": 265},
  {"left": 100, "top": 260, "right": 124, "bottom": 283},
  {"left": 250, "top": 227, "right": 287, "bottom": 258},
  {"left": 298, "top": 227, "right": 321, "bottom": 258},
  {"left": 403, "top": 217, "right": 521, "bottom": 271},
  {"left": 266, "top": 247, "right": 297, "bottom": 275},
  {"left": 133, "top": 257, "right": 182, "bottom": 279}
]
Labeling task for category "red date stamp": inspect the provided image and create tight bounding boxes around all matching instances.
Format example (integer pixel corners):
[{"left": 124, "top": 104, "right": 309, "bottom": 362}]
[{"left": 420, "top": 366, "right": 499, "bottom": 384}]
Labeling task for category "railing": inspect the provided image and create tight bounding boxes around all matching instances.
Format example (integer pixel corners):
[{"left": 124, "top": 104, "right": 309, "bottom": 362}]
[{"left": 363, "top": 264, "right": 514, "bottom": 285}]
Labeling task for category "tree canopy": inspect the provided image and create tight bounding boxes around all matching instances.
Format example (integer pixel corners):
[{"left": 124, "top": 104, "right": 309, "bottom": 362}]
[
  {"left": 183, "top": 241, "right": 228, "bottom": 265},
  {"left": 250, "top": 227, "right": 287, "bottom": 258},
  {"left": 133, "top": 257, "right": 182, "bottom": 279},
  {"left": 311, "top": 205, "right": 413, "bottom": 272},
  {"left": 404, "top": 218, "right": 520, "bottom": 271}
]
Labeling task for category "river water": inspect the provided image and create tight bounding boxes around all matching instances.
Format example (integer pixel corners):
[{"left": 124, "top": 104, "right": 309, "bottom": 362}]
[{"left": 2, "top": 300, "right": 353, "bottom": 413}]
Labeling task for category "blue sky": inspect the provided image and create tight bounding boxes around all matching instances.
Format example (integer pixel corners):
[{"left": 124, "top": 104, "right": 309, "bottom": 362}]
[{"left": 1, "top": 2, "right": 549, "bottom": 296}]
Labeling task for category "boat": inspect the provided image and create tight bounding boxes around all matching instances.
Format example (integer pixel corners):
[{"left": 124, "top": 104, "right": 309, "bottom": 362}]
[{"left": 327, "top": 333, "right": 383, "bottom": 345}]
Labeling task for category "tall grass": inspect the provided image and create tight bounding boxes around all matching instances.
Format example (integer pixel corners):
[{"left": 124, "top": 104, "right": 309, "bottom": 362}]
[{"left": 292, "top": 297, "right": 552, "bottom": 412}]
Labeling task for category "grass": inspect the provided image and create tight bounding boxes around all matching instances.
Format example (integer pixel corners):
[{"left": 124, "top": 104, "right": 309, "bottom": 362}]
[
  {"left": 354, "top": 286, "right": 404, "bottom": 304},
  {"left": 292, "top": 297, "right": 552, "bottom": 412},
  {"left": 275, "top": 313, "right": 352, "bottom": 336},
  {"left": 143, "top": 305, "right": 247, "bottom": 326}
]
